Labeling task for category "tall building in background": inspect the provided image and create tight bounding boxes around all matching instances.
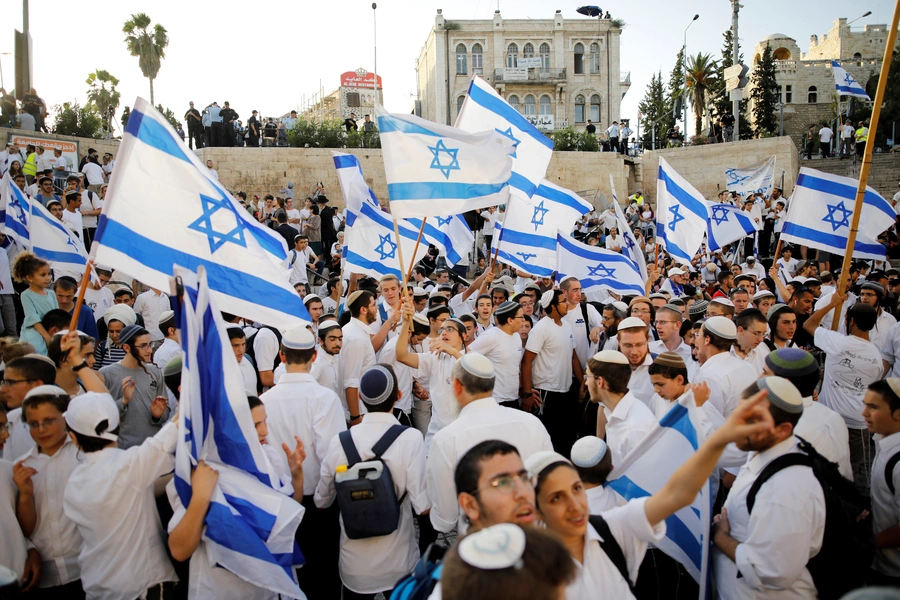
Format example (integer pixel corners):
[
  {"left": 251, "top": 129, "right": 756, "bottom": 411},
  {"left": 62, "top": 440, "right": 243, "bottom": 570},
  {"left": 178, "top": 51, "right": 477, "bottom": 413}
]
[
  {"left": 298, "top": 69, "right": 384, "bottom": 123},
  {"left": 415, "top": 9, "right": 630, "bottom": 133}
]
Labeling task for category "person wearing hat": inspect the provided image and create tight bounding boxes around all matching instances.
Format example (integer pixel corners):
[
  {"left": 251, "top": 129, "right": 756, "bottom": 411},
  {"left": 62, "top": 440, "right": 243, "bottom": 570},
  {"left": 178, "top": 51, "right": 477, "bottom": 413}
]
[
  {"left": 693, "top": 316, "right": 758, "bottom": 417},
  {"left": 825, "top": 281, "right": 897, "bottom": 350},
  {"left": 259, "top": 326, "right": 346, "bottom": 598},
  {"left": 804, "top": 295, "right": 883, "bottom": 496},
  {"left": 377, "top": 309, "right": 433, "bottom": 428},
  {"left": 764, "top": 304, "right": 797, "bottom": 351},
  {"left": 571, "top": 436, "right": 620, "bottom": 513},
  {"left": 649, "top": 304, "right": 693, "bottom": 369},
  {"left": 98, "top": 325, "right": 174, "bottom": 449},
  {"left": 63, "top": 392, "right": 179, "bottom": 599},
  {"left": 729, "top": 284, "right": 750, "bottom": 315},
  {"left": 309, "top": 319, "right": 347, "bottom": 413},
  {"left": 559, "top": 276, "right": 603, "bottom": 367},
  {"left": 599, "top": 301, "right": 628, "bottom": 351},
  {"left": 412, "top": 286, "right": 429, "bottom": 314},
  {"left": 614, "top": 317, "right": 657, "bottom": 406},
  {"left": 315, "top": 364, "right": 430, "bottom": 599},
  {"left": 706, "top": 296, "right": 735, "bottom": 320},
  {"left": 92, "top": 303, "right": 137, "bottom": 370},
  {"left": 367, "top": 274, "right": 405, "bottom": 351},
  {"left": 426, "top": 353, "right": 552, "bottom": 534},
  {"left": 740, "top": 255, "right": 766, "bottom": 280},
  {"left": 660, "top": 267, "right": 686, "bottom": 297},
  {"left": 1, "top": 355, "right": 58, "bottom": 461},
  {"left": 342, "top": 290, "right": 379, "bottom": 428},
  {"left": 521, "top": 290, "right": 583, "bottom": 456},
  {"left": 753, "top": 290, "right": 776, "bottom": 316},
  {"left": 468, "top": 301, "right": 527, "bottom": 409},
  {"left": 222, "top": 323, "right": 259, "bottom": 397},
  {"left": 303, "top": 294, "right": 324, "bottom": 329},
  {"left": 712, "top": 377, "right": 826, "bottom": 600},
  {"left": 152, "top": 310, "right": 180, "bottom": 371},
  {"left": 763, "top": 348, "right": 851, "bottom": 480},
  {"left": 731, "top": 309, "right": 769, "bottom": 375},
  {"left": 132, "top": 286, "right": 171, "bottom": 347}
]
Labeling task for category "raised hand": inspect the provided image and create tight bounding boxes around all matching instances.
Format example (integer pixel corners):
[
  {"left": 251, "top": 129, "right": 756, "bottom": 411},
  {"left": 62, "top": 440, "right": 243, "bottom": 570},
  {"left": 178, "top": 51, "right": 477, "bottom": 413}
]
[
  {"left": 12, "top": 460, "right": 37, "bottom": 497},
  {"left": 191, "top": 460, "right": 219, "bottom": 502},
  {"left": 282, "top": 435, "right": 306, "bottom": 479},
  {"left": 150, "top": 396, "right": 169, "bottom": 419},
  {"left": 691, "top": 382, "right": 710, "bottom": 407},
  {"left": 122, "top": 376, "right": 136, "bottom": 405}
]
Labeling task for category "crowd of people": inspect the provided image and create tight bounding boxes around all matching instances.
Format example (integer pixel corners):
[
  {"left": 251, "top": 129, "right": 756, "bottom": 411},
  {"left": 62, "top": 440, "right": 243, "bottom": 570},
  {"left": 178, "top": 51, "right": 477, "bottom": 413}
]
[{"left": 3, "top": 148, "right": 900, "bottom": 600}]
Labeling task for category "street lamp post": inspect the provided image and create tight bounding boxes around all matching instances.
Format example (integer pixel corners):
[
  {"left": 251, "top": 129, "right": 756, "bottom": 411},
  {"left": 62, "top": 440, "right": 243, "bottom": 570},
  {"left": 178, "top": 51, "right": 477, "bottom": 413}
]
[
  {"left": 848, "top": 11, "right": 873, "bottom": 26},
  {"left": 776, "top": 101, "right": 784, "bottom": 136},
  {"left": 373, "top": 3, "right": 378, "bottom": 109},
  {"left": 682, "top": 14, "right": 699, "bottom": 146}
]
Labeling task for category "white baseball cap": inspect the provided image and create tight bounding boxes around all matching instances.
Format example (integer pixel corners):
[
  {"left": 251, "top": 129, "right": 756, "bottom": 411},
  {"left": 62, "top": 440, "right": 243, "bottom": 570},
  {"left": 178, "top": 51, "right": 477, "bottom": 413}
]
[
  {"left": 668, "top": 267, "right": 686, "bottom": 277},
  {"left": 64, "top": 392, "right": 120, "bottom": 442}
]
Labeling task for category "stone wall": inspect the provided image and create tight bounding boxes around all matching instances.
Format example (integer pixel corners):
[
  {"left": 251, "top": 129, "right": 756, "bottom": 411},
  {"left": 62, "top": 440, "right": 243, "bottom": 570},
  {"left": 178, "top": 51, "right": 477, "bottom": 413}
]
[
  {"left": 0, "top": 127, "right": 121, "bottom": 161},
  {"left": 637, "top": 136, "right": 800, "bottom": 203}
]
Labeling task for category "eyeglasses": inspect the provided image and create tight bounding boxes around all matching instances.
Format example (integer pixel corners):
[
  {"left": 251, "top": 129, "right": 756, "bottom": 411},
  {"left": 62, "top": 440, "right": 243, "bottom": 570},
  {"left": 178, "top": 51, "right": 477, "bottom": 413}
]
[
  {"left": 2, "top": 378, "right": 35, "bottom": 387},
  {"left": 473, "top": 470, "right": 533, "bottom": 495},
  {"left": 438, "top": 327, "right": 460, "bottom": 334},
  {"left": 27, "top": 417, "right": 64, "bottom": 431},
  {"left": 133, "top": 343, "right": 152, "bottom": 350},
  {"left": 746, "top": 330, "right": 767, "bottom": 339}
]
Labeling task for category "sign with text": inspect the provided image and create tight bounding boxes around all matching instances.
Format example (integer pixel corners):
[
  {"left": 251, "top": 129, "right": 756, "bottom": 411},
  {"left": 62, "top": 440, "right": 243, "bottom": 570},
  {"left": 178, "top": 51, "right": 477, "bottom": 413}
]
[
  {"left": 9, "top": 134, "right": 79, "bottom": 173},
  {"left": 519, "top": 57, "right": 543, "bottom": 69},
  {"left": 524, "top": 114, "right": 554, "bottom": 131},
  {"left": 503, "top": 67, "right": 529, "bottom": 81},
  {"left": 340, "top": 71, "right": 383, "bottom": 89}
]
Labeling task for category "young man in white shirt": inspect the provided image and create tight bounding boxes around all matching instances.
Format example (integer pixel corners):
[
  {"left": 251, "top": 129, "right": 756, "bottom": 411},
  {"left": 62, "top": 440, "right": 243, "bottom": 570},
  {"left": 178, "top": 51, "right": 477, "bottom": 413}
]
[
  {"left": 315, "top": 365, "right": 430, "bottom": 599},
  {"left": 310, "top": 320, "right": 346, "bottom": 417},
  {"left": 522, "top": 290, "right": 582, "bottom": 456},
  {"left": 693, "top": 316, "right": 758, "bottom": 417},
  {"left": 648, "top": 304, "right": 693, "bottom": 367},
  {"left": 614, "top": 317, "right": 656, "bottom": 407},
  {"left": 559, "top": 276, "right": 603, "bottom": 367},
  {"left": 60, "top": 190, "right": 84, "bottom": 239},
  {"left": 132, "top": 287, "right": 171, "bottom": 345},
  {"left": 731, "top": 308, "right": 769, "bottom": 376},
  {"left": 259, "top": 327, "right": 346, "bottom": 599},
  {"left": 343, "top": 291, "right": 380, "bottom": 428},
  {"left": 468, "top": 301, "right": 525, "bottom": 409},
  {"left": 604, "top": 227, "right": 623, "bottom": 252},
  {"left": 226, "top": 324, "right": 258, "bottom": 396},
  {"left": 152, "top": 310, "right": 180, "bottom": 372}
]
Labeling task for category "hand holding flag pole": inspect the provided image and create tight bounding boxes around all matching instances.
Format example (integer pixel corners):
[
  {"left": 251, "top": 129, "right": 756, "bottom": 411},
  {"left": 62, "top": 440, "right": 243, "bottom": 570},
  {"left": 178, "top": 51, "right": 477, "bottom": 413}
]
[{"left": 831, "top": 0, "right": 900, "bottom": 331}]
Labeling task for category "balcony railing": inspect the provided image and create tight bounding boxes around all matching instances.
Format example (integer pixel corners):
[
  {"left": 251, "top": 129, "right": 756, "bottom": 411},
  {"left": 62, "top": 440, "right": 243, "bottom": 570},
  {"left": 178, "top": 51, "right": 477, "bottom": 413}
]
[
  {"left": 493, "top": 67, "right": 567, "bottom": 83},
  {"left": 620, "top": 71, "right": 631, "bottom": 86}
]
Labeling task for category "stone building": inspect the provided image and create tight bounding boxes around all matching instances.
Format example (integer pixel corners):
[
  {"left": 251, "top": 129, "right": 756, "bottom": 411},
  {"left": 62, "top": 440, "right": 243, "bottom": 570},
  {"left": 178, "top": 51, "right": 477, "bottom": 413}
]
[
  {"left": 415, "top": 9, "right": 630, "bottom": 132},
  {"left": 297, "top": 70, "right": 384, "bottom": 123},
  {"left": 745, "top": 18, "right": 898, "bottom": 149}
]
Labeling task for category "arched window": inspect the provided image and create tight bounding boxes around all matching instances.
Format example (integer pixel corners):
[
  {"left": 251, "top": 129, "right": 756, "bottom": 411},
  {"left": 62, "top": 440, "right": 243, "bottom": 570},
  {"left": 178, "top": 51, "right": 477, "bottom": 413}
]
[
  {"left": 524, "top": 95, "right": 536, "bottom": 115},
  {"left": 808, "top": 86, "right": 818, "bottom": 103},
  {"left": 508, "top": 95, "right": 520, "bottom": 113},
  {"left": 575, "top": 94, "right": 585, "bottom": 123},
  {"left": 590, "top": 94, "right": 601, "bottom": 122},
  {"left": 457, "top": 95, "right": 466, "bottom": 115},
  {"left": 507, "top": 43, "right": 518, "bottom": 68},
  {"left": 539, "top": 95, "right": 552, "bottom": 115},
  {"left": 472, "top": 43, "right": 483, "bottom": 74},
  {"left": 590, "top": 43, "right": 601, "bottom": 74},
  {"left": 456, "top": 44, "right": 467, "bottom": 75},
  {"left": 524, "top": 43, "right": 535, "bottom": 58},
  {"left": 574, "top": 42, "right": 585, "bottom": 74},
  {"left": 540, "top": 43, "right": 551, "bottom": 69}
]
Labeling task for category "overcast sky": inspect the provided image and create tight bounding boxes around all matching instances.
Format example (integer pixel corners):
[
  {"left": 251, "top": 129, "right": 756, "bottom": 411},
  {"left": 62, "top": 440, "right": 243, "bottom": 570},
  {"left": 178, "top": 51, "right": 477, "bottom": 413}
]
[{"left": 1, "top": 0, "right": 892, "bottom": 135}]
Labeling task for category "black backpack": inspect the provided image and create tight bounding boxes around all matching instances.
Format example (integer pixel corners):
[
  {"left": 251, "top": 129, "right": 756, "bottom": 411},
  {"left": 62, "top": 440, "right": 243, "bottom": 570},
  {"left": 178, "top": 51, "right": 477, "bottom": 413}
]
[
  {"left": 885, "top": 450, "right": 900, "bottom": 495},
  {"left": 588, "top": 514, "right": 637, "bottom": 595},
  {"left": 746, "top": 436, "right": 874, "bottom": 600},
  {"left": 245, "top": 326, "right": 282, "bottom": 393}
]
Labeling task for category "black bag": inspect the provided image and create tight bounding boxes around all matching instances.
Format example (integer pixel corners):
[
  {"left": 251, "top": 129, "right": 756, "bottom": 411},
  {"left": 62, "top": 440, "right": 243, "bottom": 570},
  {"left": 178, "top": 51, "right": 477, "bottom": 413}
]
[
  {"left": 588, "top": 514, "right": 636, "bottom": 595},
  {"left": 335, "top": 425, "right": 409, "bottom": 540},
  {"left": 389, "top": 543, "right": 446, "bottom": 600},
  {"left": 746, "top": 436, "right": 874, "bottom": 600}
]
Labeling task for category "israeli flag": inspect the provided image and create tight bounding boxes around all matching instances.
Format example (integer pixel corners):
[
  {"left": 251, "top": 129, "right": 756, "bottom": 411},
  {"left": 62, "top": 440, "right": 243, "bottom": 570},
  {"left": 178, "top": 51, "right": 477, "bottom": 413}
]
[
  {"left": 174, "top": 265, "right": 306, "bottom": 598},
  {"left": 345, "top": 201, "right": 428, "bottom": 279},
  {"left": 332, "top": 152, "right": 379, "bottom": 228},
  {"left": 656, "top": 158, "right": 710, "bottom": 267},
  {"left": 832, "top": 60, "right": 871, "bottom": 99},
  {"left": 93, "top": 98, "right": 310, "bottom": 329},
  {"left": 781, "top": 167, "right": 894, "bottom": 260},
  {"left": 406, "top": 214, "right": 474, "bottom": 268},
  {"left": 456, "top": 76, "right": 554, "bottom": 201},
  {"left": 556, "top": 233, "right": 645, "bottom": 297},
  {"left": 705, "top": 203, "right": 760, "bottom": 252},
  {"left": 376, "top": 106, "right": 514, "bottom": 219},
  {"left": 606, "top": 392, "right": 711, "bottom": 595},
  {"left": 1, "top": 173, "right": 92, "bottom": 279},
  {"left": 494, "top": 180, "right": 593, "bottom": 276},
  {"left": 610, "top": 174, "right": 648, "bottom": 281},
  {"left": 724, "top": 156, "right": 776, "bottom": 200}
]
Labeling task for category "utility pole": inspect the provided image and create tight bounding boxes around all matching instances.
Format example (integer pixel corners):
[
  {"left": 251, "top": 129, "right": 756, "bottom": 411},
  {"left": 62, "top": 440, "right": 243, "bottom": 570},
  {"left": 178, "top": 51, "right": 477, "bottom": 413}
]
[{"left": 731, "top": 0, "right": 741, "bottom": 141}]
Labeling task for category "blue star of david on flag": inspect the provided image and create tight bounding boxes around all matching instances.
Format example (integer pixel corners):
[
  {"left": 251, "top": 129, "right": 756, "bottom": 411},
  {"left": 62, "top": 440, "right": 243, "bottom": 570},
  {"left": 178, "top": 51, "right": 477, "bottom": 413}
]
[
  {"left": 711, "top": 205, "right": 731, "bottom": 226},
  {"left": 516, "top": 251, "right": 537, "bottom": 263},
  {"left": 428, "top": 139, "right": 461, "bottom": 179},
  {"left": 374, "top": 233, "right": 398, "bottom": 260},
  {"left": 844, "top": 72, "right": 856, "bottom": 86},
  {"left": 668, "top": 205, "right": 685, "bottom": 232},
  {"left": 623, "top": 234, "right": 636, "bottom": 252},
  {"left": 436, "top": 216, "right": 453, "bottom": 227},
  {"left": 531, "top": 201, "right": 550, "bottom": 231},
  {"left": 588, "top": 263, "right": 616, "bottom": 278},
  {"left": 188, "top": 193, "right": 248, "bottom": 253},
  {"left": 494, "top": 127, "right": 521, "bottom": 158},
  {"left": 822, "top": 201, "right": 853, "bottom": 232}
]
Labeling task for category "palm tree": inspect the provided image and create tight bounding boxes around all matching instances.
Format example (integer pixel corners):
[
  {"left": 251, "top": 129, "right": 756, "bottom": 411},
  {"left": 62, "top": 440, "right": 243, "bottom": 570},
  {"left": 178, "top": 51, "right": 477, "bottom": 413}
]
[
  {"left": 122, "top": 13, "right": 168, "bottom": 105},
  {"left": 686, "top": 52, "right": 718, "bottom": 136},
  {"left": 86, "top": 70, "right": 121, "bottom": 138}
]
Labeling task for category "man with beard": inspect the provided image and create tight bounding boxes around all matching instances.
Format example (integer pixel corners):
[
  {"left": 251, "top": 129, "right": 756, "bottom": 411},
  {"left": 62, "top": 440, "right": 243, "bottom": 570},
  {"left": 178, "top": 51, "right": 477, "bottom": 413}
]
[
  {"left": 560, "top": 276, "right": 603, "bottom": 367},
  {"left": 426, "top": 353, "right": 552, "bottom": 534},
  {"left": 310, "top": 319, "right": 346, "bottom": 418},
  {"left": 599, "top": 301, "right": 628, "bottom": 350},
  {"left": 342, "top": 291, "right": 379, "bottom": 428},
  {"left": 615, "top": 317, "right": 655, "bottom": 407},
  {"left": 765, "top": 304, "right": 797, "bottom": 351},
  {"left": 693, "top": 316, "right": 758, "bottom": 418},
  {"left": 712, "top": 377, "right": 825, "bottom": 599}
]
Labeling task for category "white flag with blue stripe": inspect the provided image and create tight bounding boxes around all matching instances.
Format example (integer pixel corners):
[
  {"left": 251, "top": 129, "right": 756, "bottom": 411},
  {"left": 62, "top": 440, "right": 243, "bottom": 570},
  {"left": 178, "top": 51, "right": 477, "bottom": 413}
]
[
  {"left": 705, "top": 203, "right": 760, "bottom": 252},
  {"left": 376, "top": 106, "right": 514, "bottom": 219},
  {"left": 781, "top": 167, "right": 894, "bottom": 260},
  {"left": 174, "top": 265, "right": 306, "bottom": 598},
  {"left": 1, "top": 173, "right": 92, "bottom": 279},
  {"left": 494, "top": 180, "right": 593, "bottom": 276},
  {"left": 832, "top": 60, "right": 871, "bottom": 99},
  {"left": 656, "top": 158, "right": 710, "bottom": 267},
  {"left": 555, "top": 232, "right": 646, "bottom": 297},
  {"left": 332, "top": 152, "right": 380, "bottom": 228},
  {"left": 724, "top": 156, "right": 776, "bottom": 200},
  {"left": 610, "top": 175, "right": 648, "bottom": 281},
  {"left": 455, "top": 76, "right": 554, "bottom": 202},
  {"left": 94, "top": 98, "right": 310, "bottom": 328},
  {"left": 345, "top": 201, "right": 428, "bottom": 279},
  {"left": 606, "top": 392, "right": 711, "bottom": 595},
  {"left": 406, "top": 214, "right": 474, "bottom": 268}
]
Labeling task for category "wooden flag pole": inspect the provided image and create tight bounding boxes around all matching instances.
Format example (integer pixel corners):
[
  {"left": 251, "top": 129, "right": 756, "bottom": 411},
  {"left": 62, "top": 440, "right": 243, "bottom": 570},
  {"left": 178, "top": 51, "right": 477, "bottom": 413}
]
[
  {"left": 67, "top": 260, "right": 94, "bottom": 333},
  {"left": 831, "top": 0, "right": 899, "bottom": 331},
  {"left": 403, "top": 217, "right": 428, "bottom": 289}
]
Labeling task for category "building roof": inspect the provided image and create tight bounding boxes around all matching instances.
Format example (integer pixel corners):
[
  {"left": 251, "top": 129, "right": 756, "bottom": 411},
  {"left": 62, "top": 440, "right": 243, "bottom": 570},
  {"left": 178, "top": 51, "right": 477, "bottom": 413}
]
[{"left": 762, "top": 33, "right": 794, "bottom": 42}]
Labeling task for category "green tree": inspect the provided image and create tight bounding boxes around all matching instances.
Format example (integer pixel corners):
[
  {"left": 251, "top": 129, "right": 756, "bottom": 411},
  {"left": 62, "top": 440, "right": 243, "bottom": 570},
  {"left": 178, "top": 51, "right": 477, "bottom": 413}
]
[
  {"left": 123, "top": 13, "right": 168, "bottom": 105},
  {"left": 638, "top": 71, "right": 669, "bottom": 149},
  {"left": 86, "top": 70, "right": 121, "bottom": 137},
  {"left": 155, "top": 104, "right": 179, "bottom": 129},
  {"left": 52, "top": 101, "right": 103, "bottom": 139},
  {"left": 666, "top": 48, "right": 686, "bottom": 137},
  {"left": 712, "top": 29, "right": 751, "bottom": 139},
  {"left": 685, "top": 52, "right": 718, "bottom": 135},
  {"left": 750, "top": 44, "right": 780, "bottom": 137}
]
